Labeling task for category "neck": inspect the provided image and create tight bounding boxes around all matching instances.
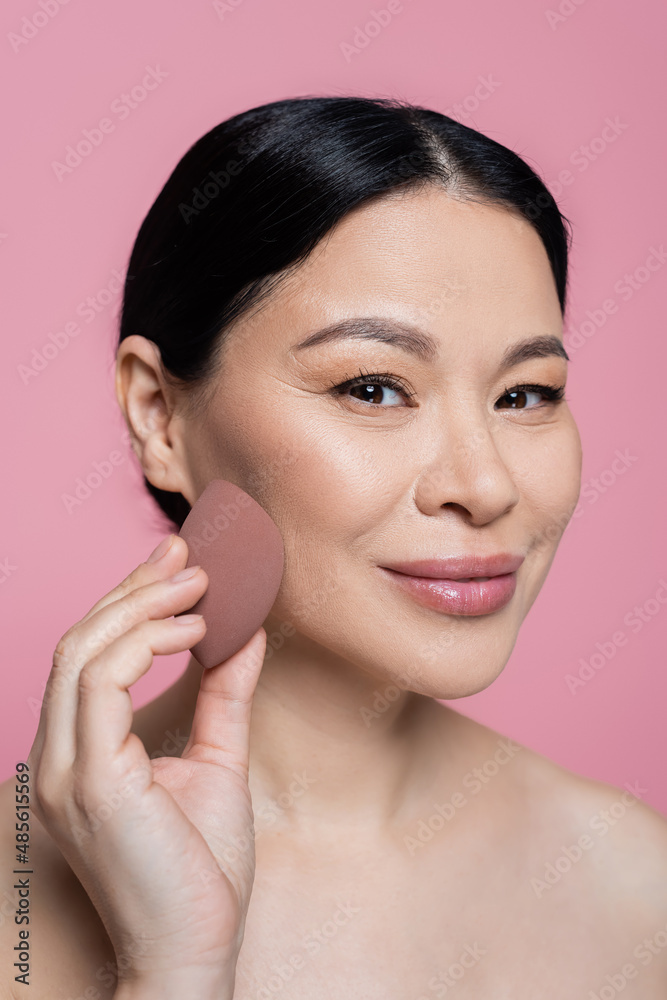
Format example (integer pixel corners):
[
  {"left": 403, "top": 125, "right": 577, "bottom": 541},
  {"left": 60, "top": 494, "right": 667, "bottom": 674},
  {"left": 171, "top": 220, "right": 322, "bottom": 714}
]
[{"left": 140, "top": 616, "right": 459, "bottom": 836}]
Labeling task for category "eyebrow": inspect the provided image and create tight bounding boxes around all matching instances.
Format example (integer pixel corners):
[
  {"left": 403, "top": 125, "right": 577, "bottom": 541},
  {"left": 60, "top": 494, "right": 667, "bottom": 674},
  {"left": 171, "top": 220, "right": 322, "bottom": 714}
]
[
  {"left": 291, "top": 316, "right": 569, "bottom": 368},
  {"left": 292, "top": 316, "right": 438, "bottom": 361}
]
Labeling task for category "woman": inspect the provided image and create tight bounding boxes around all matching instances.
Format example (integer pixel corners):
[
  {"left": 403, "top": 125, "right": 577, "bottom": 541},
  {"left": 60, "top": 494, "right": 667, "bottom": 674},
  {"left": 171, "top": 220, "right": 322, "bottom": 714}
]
[{"left": 2, "top": 96, "right": 666, "bottom": 999}]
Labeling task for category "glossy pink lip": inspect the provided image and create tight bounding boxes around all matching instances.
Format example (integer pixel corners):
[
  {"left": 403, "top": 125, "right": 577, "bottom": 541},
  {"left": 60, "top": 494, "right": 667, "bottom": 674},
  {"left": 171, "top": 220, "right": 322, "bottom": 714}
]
[
  {"left": 377, "top": 553, "right": 524, "bottom": 616},
  {"left": 381, "top": 554, "right": 525, "bottom": 579}
]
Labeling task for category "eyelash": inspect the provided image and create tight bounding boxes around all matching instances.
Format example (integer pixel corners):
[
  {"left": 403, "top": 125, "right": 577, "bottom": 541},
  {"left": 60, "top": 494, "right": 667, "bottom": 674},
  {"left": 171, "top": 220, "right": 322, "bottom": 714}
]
[
  {"left": 497, "top": 382, "right": 566, "bottom": 409},
  {"left": 329, "top": 368, "right": 416, "bottom": 401},
  {"left": 328, "top": 368, "right": 566, "bottom": 409}
]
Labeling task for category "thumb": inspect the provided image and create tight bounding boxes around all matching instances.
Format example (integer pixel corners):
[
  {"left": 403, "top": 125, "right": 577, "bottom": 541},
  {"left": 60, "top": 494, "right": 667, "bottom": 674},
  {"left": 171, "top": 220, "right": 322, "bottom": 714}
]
[{"left": 181, "top": 627, "right": 267, "bottom": 779}]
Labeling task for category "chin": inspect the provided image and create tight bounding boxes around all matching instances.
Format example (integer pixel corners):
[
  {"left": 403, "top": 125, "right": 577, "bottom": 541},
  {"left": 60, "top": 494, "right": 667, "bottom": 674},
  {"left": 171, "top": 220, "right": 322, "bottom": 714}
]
[
  {"left": 270, "top": 553, "right": 529, "bottom": 699},
  {"left": 390, "top": 636, "right": 519, "bottom": 701},
  {"left": 369, "top": 570, "right": 533, "bottom": 699},
  {"left": 328, "top": 606, "right": 521, "bottom": 702},
  {"left": 421, "top": 658, "right": 512, "bottom": 700}
]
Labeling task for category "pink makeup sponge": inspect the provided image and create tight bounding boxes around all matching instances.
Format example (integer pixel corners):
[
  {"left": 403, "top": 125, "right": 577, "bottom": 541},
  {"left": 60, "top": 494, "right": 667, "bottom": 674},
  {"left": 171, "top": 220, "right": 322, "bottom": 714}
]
[{"left": 177, "top": 479, "right": 284, "bottom": 668}]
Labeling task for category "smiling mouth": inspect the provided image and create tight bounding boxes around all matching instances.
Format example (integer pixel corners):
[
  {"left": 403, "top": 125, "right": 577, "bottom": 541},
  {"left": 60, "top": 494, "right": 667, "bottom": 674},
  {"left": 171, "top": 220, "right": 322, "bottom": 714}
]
[
  {"left": 377, "top": 565, "right": 520, "bottom": 616},
  {"left": 377, "top": 553, "right": 524, "bottom": 617}
]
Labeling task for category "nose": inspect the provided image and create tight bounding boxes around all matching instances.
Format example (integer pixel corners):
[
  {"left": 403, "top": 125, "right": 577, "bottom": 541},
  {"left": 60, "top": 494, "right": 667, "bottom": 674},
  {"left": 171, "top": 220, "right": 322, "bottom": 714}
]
[{"left": 413, "top": 413, "right": 520, "bottom": 527}]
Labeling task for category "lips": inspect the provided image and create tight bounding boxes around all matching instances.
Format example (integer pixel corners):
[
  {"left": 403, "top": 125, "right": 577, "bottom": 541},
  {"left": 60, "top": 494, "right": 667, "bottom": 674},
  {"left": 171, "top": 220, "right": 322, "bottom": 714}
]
[
  {"left": 380, "top": 553, "right": 525, "bottom": 580},
  {"left": 377, "top": 553, "right": 524, "bottom": 616}
]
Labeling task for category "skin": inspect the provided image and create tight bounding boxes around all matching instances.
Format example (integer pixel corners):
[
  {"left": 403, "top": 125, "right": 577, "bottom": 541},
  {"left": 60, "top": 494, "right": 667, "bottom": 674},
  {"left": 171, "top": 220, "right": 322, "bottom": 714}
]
[{"left": 2, "top": 186, "right": 667, "bottom": 999}]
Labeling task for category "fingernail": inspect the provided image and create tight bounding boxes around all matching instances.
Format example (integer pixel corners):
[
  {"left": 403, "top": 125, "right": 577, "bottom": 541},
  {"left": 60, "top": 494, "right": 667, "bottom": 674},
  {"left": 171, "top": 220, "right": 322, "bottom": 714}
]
[
  {"left": 146, "top": 534, "right": 174, "bottom": 564},
  {"left": 170, "top": 564, "right": 200, "bottom": 583},
  {"left": 173, "top": 614, "right": 204, "bottom": 626}
]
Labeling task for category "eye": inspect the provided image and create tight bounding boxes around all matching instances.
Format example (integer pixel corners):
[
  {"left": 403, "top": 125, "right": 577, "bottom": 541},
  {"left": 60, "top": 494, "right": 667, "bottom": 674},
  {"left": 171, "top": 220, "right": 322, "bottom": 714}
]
[
  {"left": 328, "top": 369, "right": 415, "bottom": 407},
  {"left": 495, "top": 383, "right": 566, "bottom": 410}
]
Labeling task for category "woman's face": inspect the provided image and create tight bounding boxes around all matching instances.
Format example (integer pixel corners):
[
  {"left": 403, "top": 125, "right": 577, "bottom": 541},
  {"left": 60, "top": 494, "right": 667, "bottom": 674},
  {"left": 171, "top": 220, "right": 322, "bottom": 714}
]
[{"left": 177, "top": 185, "right": 582, "bottom": 698}]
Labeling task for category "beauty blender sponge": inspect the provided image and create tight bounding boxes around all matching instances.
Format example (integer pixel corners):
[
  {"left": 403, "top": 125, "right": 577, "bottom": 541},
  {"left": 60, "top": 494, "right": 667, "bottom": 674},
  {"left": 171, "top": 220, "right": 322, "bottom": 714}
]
[{"left": 176, "top": 478, "right": 284, "bottom": 668}]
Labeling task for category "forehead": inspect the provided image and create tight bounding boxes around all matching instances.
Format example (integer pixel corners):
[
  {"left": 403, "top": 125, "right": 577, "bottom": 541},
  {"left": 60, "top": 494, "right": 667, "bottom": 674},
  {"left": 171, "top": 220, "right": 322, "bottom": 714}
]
[
  {"left": 284, "top": 185, "right": 556, "bottom": 302},
  {"left": 228, "top": 186, "right": 563, "bottom": 358}
]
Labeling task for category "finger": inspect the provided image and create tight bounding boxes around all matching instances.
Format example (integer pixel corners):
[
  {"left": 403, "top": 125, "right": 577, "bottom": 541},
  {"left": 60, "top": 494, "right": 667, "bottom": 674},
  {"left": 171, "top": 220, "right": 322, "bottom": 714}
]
[
  {"left": 74, "top": 615, "right": 207, "bottom": 768},
  {"left": 78, "top": 533, "right": 190, "bottom": 625},
  {"left": 182, "top": 627, "right": 267, "bottom": 781},
  {"left": 30, "top": 534, "right": 189, "bottom": 762},
  {"left": 38, "top": 567, "right": 209, "bottom": 774}
]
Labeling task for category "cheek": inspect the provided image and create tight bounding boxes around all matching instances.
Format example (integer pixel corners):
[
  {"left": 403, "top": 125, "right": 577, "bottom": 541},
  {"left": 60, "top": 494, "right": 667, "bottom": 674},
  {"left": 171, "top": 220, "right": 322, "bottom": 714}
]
[
  {"left": 229, "top": 413, "right": 414, "bottom": 628},
  {"left": 246, "top": 411, "right": 406, "bottom": 538},
  {"left": 512, "top": 418, "right": 583, "bottom": 545},
  {"left": 200, "top": 375, "right": 397, "bottom": 537}
]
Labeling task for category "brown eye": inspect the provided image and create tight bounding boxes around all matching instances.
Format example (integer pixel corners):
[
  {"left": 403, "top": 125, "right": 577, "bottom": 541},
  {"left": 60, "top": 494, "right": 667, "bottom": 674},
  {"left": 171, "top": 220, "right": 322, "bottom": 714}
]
[
  {"left": 348, "top": 381, "right": 404, "bottom": 406},
  {"left": 330, "top": 371, "right": 414, "bottom": 407},
  {"left": 495, "top": 384, "right": 565, "bottom": 410},
  {"left": 497, "top": 389, "right": 541, "bottom": 409}
]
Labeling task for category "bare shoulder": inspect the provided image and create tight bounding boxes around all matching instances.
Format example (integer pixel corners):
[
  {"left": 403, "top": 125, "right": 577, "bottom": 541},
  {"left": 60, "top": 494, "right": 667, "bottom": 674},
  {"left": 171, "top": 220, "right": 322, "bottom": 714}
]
[
  {"left": 437, "top": 704, "right": 667, "bottom": 910},
  {"left": 425, "top": 704, "right": 667, "bottom": 993},
  {"left": 516, "top": 730, "right": 667, "bottom": 896},
  {"left": 0, "top": 773, "right": 116, "bottom": 1000},
  {"left": 514, "top": 735, "right": 667, "bottom": 986}
]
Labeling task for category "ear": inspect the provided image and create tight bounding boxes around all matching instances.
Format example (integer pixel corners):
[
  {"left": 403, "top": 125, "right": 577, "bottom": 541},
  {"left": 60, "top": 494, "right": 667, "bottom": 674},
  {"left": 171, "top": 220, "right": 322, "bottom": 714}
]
[{"left": 115, "top": 335, "right": 192, "bottom": 499}]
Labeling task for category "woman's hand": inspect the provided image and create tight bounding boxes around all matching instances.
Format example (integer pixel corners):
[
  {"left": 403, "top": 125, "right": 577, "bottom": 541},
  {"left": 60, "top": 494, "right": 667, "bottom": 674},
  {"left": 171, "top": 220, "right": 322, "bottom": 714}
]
[{"left": 27, "top": 532, "right": 267, "bottom": 999}]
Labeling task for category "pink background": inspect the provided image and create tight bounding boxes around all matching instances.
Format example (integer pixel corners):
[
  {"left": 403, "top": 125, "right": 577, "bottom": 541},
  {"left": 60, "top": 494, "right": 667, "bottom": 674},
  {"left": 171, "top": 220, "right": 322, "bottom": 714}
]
[{"left": 1, "top": 0, "right": 665, "bottom": 814}]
